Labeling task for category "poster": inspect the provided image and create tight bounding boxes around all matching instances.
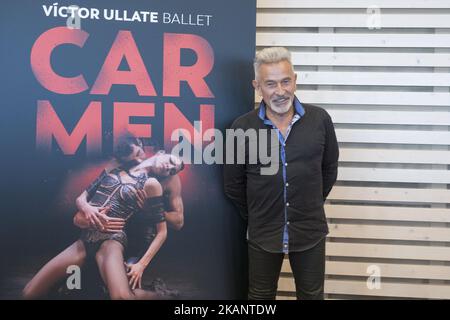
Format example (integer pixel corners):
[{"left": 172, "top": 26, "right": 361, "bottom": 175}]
[{"left": 0, "top": 0, "right": 256, "bottom": 299}]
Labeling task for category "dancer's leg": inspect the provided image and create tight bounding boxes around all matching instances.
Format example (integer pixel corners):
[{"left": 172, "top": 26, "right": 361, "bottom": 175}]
[
  {"left": 95, "top": 240, "right": 160, "bottom": 300},
  {"left": 22, "top": 240, "right": 87, "bottom": 299}
]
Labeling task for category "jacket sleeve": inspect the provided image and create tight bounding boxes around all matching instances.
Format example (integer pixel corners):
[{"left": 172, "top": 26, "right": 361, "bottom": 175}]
[
  {"left": 223, "top": 121, "right": 248, "bottom": 221},
  {"left": 322, "top": 112, "right": 339, "bottom": 200}
]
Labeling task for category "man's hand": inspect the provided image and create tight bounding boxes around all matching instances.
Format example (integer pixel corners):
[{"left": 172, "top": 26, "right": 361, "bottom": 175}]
[
  {"left": 97, "top": 208, "right": 126, "bottom": 233},
  {"left": 82, "top": 206, "right": 125, "bottom": 233}
]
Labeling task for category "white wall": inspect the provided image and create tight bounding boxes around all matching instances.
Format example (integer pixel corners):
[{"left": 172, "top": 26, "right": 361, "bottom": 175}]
[{"left": 256, "top": 0, "right": 450, "bottom": 299}]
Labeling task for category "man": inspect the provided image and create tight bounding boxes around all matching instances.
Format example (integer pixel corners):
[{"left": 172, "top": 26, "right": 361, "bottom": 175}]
[{"left": 224, "top": 47, "right": 339, "bottom": 300}]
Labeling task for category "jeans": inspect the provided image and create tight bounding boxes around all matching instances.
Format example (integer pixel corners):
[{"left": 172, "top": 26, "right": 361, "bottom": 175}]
[{"left": 248, "top": 238, "right": 326, "bottom": 300}]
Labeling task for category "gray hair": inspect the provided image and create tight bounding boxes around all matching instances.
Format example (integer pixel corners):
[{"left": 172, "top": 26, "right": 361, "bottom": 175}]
[{"left": 254, "top": 47, "right": 294, "bottom": 79}]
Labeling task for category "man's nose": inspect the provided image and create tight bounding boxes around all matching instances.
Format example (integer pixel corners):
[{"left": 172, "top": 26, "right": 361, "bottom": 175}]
[{"left": 275, "top": 83, "right": 284, "bottom": 95}]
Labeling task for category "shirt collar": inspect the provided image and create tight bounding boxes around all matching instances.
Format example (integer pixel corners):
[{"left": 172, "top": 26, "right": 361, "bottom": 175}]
[{"left": 258, "top": 96, "right": 305, "bottom": 124}]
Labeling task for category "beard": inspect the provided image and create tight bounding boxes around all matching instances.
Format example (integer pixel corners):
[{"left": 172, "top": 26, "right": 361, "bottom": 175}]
[{"left": 267, "top": 95, "right": 293, "bottom": 115}]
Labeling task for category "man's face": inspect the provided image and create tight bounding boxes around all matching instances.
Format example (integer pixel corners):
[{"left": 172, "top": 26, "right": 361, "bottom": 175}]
[
  {"left": 253, "top": 60, "right": 297, "bottom": 115},
  {"left": 153, "top": 153, "right": 183, "bottom": 177},
  {"left": 121, "top": 141, "right": 146, "bottom": 162},
  {"left": 132, "top": 143, "right": 146, "bottom": 161}
]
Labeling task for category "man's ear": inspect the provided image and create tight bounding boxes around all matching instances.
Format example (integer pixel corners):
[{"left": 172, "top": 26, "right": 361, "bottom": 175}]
[{"left": 252, "top": 80, "right": 261, "bottom": 96}]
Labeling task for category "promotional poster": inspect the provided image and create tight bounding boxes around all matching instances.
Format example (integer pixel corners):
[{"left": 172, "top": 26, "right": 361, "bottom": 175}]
[{"left": 0, "top": 0, "right": 256, "bottom": 299}]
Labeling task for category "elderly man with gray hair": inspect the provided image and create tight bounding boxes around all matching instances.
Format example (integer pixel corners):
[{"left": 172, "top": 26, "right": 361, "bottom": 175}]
[{"left": 224, "top": 47, "right": 339, "bottom": 300}]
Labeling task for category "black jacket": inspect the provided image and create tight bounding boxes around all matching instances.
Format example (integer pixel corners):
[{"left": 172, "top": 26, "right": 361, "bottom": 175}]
[{"left": 223, "top": 103, "right": 339, "bottom": 252}]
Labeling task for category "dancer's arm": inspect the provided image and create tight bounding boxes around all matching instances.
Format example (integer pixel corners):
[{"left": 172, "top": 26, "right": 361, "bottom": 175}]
[
  {"left": 75, "top": 170, "right": 107, "bottom": 229},
  {"left": 74, "top": 190, "right": 104, "bottom": 229},
  {"left": 73, "top": 210, "right": 91, "bottom": 229},
  {"left": 126, "top": 221, "right": 167, "bottom": 289},
  {"left": 74, "top": 168, "right": 124, "bottom": 231},
  {"left": 163, "top": 176, "right": 184, "bottom": 230},
  {"left": 134, "top": 186, "right": 184, "bottom": 231}
]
